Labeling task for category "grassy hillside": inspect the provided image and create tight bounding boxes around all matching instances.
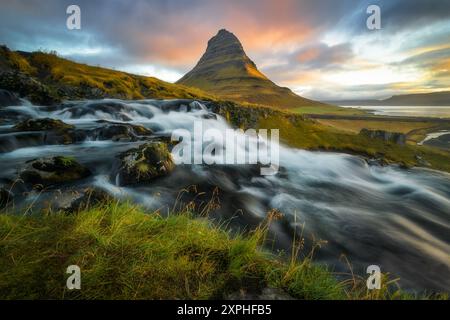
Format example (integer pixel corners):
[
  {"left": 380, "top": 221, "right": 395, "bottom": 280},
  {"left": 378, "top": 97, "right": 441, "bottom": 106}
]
[
  {"left": 0, "top": 201, "right": 434, "bottom": 300},
  {"left": 213, "top": 101, "right": 450, "bottom": 173},
  {"left": 261, "top": 114, "right": 450, "bottom": 172},
  {"left": 0, "top": 45, "right": 216, "bottom": 104},
  {"left": 177, "top": 29, "right": 326, "bottom": 110}
]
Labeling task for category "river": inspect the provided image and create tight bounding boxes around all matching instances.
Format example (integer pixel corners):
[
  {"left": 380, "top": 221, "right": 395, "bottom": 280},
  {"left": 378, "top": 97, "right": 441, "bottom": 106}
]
[{"left": 0, "top": 99, "right": 449, "bottom": 293}]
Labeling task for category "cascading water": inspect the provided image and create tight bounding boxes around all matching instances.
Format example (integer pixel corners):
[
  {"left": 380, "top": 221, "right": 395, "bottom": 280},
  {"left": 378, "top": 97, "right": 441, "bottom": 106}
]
[{"left": 0, "top": 99, "right": 449, "bottom": 292}]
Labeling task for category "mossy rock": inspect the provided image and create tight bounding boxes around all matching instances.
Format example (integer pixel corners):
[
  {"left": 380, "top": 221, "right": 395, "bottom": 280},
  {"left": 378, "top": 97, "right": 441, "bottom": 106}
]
[
  {"left": 19, "top": 156, "right": 91, "bottom": 187},
  {"left": 14, "top": 118, "right": 75, "bottom": 131},
  {"left": 0, "top": 71, "right": 60, "bottom": 105},
  {"left": 116, "top": 142, "right": 175, "bottom": 186}
]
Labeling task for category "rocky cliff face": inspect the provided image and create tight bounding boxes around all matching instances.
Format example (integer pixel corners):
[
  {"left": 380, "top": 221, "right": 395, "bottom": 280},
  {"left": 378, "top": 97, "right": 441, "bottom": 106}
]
[{"left": 177, "top": 29, "right": 323, "bottom": 109}]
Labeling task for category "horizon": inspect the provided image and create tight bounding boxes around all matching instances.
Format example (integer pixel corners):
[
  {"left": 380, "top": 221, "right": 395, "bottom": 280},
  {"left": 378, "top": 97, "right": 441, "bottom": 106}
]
[{"left": 1, "top": 0, "right": 449, "bottom": 101}]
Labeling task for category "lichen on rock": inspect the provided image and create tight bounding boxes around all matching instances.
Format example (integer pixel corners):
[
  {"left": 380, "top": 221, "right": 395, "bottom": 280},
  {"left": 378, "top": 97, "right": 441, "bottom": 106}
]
[
  {"left": 14, "top": 118, "right": 75, "bottom": 131},
  {"left": 115, "top": 142, "right": 175, "bottom": 186}
]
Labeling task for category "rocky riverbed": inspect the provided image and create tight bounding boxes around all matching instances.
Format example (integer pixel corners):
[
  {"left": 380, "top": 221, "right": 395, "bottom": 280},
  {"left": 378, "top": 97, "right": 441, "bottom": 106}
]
[{"left": 0, "top": 96, "right": 449, "bottom": 293}]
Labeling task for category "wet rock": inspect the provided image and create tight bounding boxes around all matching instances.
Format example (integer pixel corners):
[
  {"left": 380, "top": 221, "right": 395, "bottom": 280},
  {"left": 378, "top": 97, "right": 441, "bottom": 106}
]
[
  {"left": 50, "top": 187, "right": 112, "bottom": 212},
  {"left": 159, "top": 100, "right": 206, "bottom": 112},
  {"left": 14, "top": 118, "right": 75, "bottom": 131},
  {"left": 359, "top": 129, "right": 406, "bottom": 145},
  {"left": 0, "top": 132, "right": 46, "bottom": 153},
  {"left": 0, "top": 187, "right": 13, "bottom": 209},
  {"left": 201, "top": 113, "right": 217, "bottom": 120},
  {"left": 19, "top": 156, "right": 91, "bottom": 187},
  {"left": 115, "top": 142, "right": 175, "bottom": 186},
  {"left": 366, "top": 157, "right": 389, "bottom": 166},
  {"left": 0, "top": 89, "right": 21, "bottom": 107},
  {"left": 11, "top": 118, "right": 77, "bottom": 146},
  {"left": 0, "top": 108, "right": 30, "bottom": 125},
  {"left": 68, "top": 188, "right": 111, "bottom": 212},
  {"left": 65, "top": 101, "right": 134, "bottom": 121},
  {"left": 89, "top": 121, "right": 152, "bottom": 142}
]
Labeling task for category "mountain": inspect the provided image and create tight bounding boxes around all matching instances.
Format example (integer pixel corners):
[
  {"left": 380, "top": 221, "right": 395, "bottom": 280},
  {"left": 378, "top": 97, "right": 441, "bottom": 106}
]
[
  {"left": 0, "top": 45, "right": 215, "bottom": 105},
  {"left": 329, "top": 91, "right": 450, "bottom": 106},
  {"left": 177, "top": 29, "right": 324, "bottom": 109}
]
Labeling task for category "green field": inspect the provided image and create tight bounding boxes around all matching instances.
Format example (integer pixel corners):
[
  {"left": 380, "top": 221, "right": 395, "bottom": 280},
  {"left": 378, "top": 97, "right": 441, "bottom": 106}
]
[{"left": 294, "top": 106, "right": 368, "bottom": 116}]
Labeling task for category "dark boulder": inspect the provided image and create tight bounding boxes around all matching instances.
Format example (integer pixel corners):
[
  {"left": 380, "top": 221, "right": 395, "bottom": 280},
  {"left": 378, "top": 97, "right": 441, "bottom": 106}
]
[
  {"left": 359, "top": 129, "right": 406, "bottom": 145},
  {"left": 11, "top": 118, "right": 77, "bottom": 147},
  {"left": 14, "top": 118, "right": 75, "bottom": 131},
  {"left": 114, "top": 142, "right": 175, "bottom": 186},
  {"left": 0, "top": 89, "right": 21, "bottom": 107},
  {"left": 67, "top": 188, "right": 111, "bottom": 212},
  {"left": 89, "top": 121, "right": 152, "bottom": 142},
  {"left": 19, "top": 156, "right": 91, "bottom": 187},
  {"left": 159, "top": 100, "right": 206, "bottom": 112},
  {"left": 65, "top": 101, "right": 134, "bottom": 121},
  {"left": 0, "top": 132, "right": 47, "bottom": 153},
  {"left": 49, "top": 187, "right": 112, "bottom": 212}
]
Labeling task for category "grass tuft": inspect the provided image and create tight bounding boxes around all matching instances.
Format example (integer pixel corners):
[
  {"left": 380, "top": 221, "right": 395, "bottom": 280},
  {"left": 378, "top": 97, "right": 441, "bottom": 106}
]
[{"left": 0, "top": 200, "right": 445, "bottom": 300}]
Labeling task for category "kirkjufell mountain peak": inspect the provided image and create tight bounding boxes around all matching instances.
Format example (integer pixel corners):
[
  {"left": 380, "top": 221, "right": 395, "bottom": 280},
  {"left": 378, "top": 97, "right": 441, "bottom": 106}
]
[{"left": 177, "top": 29, "right": 323, "bottom": 109}]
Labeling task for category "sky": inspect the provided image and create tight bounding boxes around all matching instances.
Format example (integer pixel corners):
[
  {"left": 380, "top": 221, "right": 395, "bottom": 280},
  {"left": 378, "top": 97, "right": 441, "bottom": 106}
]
[{"left": 0, "top": 0, "right": 449, "bottom": 100}]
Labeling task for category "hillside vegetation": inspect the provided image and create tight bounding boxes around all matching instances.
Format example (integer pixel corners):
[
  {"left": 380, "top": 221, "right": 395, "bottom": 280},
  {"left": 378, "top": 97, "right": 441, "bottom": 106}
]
[{"left": 0, "top": 45, "right": 215, "bottom": 104}]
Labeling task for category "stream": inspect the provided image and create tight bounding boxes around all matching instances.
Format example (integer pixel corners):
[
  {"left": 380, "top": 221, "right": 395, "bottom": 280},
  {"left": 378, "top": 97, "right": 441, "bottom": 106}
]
[{"left": 0, "top": 99, "right": 449, "bottom": 293}]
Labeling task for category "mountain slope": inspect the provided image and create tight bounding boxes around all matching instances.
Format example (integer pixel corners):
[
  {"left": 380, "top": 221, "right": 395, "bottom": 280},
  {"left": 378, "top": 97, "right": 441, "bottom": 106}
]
[
  {"left": 329, "top": 91, "right": 450, "bottom": 106},
  {"left": 383, "top": 92, "right": 450, "bottom": 106},
  {"left": 177, "top": 29, "right": 324, "bottom": 109},
  {"left": 0, "top": 45, "right": 215, "bottom": 104}
]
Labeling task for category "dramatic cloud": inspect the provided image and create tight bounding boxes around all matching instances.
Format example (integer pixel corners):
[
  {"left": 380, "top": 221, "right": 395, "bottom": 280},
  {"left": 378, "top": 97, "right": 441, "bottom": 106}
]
[{"left": 0, "top": 0, "right": 449, "bottom": 99}]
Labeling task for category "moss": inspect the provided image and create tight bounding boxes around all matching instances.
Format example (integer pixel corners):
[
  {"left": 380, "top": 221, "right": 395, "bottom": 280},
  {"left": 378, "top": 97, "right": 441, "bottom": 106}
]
[
  {"left": 13, "top": 118, "right": 75, "bottom": 131},
  {"left": 20, "top": 156, "right": 91, "bottom": 187},
  {"left": 117, "top": 142, "right": 175, "bottom": 185},
  {"left": 53, "top": 156, "right": 77, "bottom": 167}
]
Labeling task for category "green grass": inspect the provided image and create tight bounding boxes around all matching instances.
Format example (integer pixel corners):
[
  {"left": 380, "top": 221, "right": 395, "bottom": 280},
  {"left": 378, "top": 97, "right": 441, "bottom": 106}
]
[
  {"left": 0, "top": 201, "right": 436, "bottom": 300},
  {"left": 294, "top": 106, "right": 368, "bottom": 116},
  {"left": 257, "top": 113, "right": 450, "bottom": 173},
  {"left": 316, "top": 118, "right": 441, "bottom": 135},
  {"left": 0, "top": 46, "right": 216, "bottom": 102}
]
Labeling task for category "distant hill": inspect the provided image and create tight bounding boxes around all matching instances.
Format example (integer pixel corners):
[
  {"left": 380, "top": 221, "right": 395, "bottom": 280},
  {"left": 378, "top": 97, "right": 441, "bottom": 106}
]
[
  {"left": 329, "top": 91, "right": 450, "bottom": 106},
  {"left": 0, "top": 45, "right": 215, "bottom": 105},
  {"left": 177, "top": 29, "right": 325, "bottom": 109}
]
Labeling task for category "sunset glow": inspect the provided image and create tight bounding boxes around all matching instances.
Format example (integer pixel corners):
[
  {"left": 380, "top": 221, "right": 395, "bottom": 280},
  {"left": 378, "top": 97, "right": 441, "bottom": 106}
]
[{"left": 1, "top": 0, "right": 449, "bottom": 100}]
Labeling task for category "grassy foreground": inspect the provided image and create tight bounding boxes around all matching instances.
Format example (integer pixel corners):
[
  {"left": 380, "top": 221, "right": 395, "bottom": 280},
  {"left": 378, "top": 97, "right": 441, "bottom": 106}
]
[{"left": 0, "top": 201, "right": 439, "bottom": 300}]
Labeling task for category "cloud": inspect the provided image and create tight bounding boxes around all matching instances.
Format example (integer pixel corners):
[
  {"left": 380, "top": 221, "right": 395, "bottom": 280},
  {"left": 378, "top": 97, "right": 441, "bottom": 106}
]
[{"left": 0, "top": 0, "right": 449, "bottom": 99}]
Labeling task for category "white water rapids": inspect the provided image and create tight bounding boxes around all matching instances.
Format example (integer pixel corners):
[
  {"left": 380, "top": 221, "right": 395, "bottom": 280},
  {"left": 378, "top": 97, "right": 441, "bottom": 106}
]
[{"left": 0, "top": 99, "right": 449, "bottom": 293}]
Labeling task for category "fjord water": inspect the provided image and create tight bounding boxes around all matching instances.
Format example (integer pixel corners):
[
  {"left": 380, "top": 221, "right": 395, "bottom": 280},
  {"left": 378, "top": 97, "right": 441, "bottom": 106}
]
[
  {"left": 1, "top": 99, "right": 449, "bottom": 292},
  {"left": 342, "top": 105, "right": 450, "bottom": 118}
]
